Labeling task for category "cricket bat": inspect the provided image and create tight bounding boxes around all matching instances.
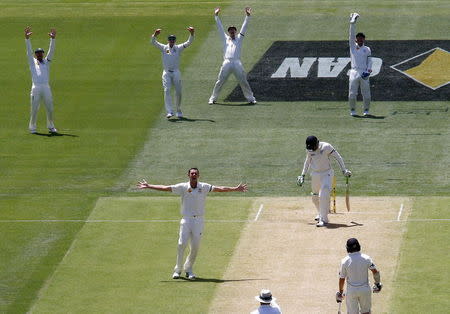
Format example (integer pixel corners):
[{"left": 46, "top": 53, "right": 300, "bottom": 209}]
[{"left": 345, "top": 177, "right": 350, "bottom": 212}]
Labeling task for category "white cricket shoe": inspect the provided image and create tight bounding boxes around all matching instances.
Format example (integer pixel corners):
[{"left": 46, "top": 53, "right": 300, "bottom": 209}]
[
  {"left": 316, "top": 220, "right": 327, "bottom": 227},
  {"left": 208, "top": 99, "right": 216, "bottom": 105},
  {"left": 249, "top": 100, "right": 257, "bottom": 105},
  {"left": 48, "top": 127, "right": 58, "bottom": 133},
  {"left": 166, "top": 112, "right": 174, "bottom": 119},
  {"left": 29, "top": 128, "right": 37, "bottom": 134},
  {"left": 172, "top": 272, "right": 181, "bottom": 279},
  {"left": 186, "top": 272, "right": 196, "bottom": 280},
  {"left": 176, "top": 111, "right": 183, "bottom": 118},
  {"left": 363, "top": 110, "right": 369, "bottom": 116},
  {"left": 350, "top": 110, "right": 356, "bottom": 116},
  {"left": 314, "top": 215, "right": 320, "bottom": 221}
]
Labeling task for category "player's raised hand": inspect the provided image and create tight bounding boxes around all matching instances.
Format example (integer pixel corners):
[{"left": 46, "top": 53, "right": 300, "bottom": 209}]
[
  {"left": 236, "top": 182, "right": 248, "bottom": 192},
  {"left": 48, "top": 28, "right": 56, "bottom": 38},
  {"left": 245, "top": 7, "right": 252, "bottom": 16},
  {"left": 187, "top": 26, "right": 195, "bottom": 35},
  {"left": 24, "top": 26, "right": 32, "bottom": 39},
  {"left": 214, "top": 7, "right": 220, "bottom": 16},
  {"left": 153, "top": 29, "right": 161, "bottom": 36},
  {"left": 137, "top": 179, "right": 150, "bottom": 189},
  {"left": 349, "top": 12, "right": 359, "bottom": 24}
]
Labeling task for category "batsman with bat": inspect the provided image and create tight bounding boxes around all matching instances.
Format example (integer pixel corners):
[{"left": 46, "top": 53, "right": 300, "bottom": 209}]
[
  {"left": 297, "top": 136, "right": 351, "bottom": 227},
  {"left": 336, "top": 238, "right": 382, "bottom": 314}
]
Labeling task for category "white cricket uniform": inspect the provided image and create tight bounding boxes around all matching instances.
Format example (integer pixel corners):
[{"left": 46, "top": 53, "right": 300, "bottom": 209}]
[
  {"left": 301, "top": 142, "right": 347, "bottom": 223},
  {"left": 348, "top": 23, "right": 372, "bottom": 111},
  {"left": 339, "top": 252, "right": 377, "bottom": 314},
  {"left": 151, "top": 35, "right": 194, "bottom": 115},
  {"left": 26, "top": 38, "right": 56, "bottom": 131},
  {"left": 209, "top": 15, "right": 256, "bottom": 103},
  {"left": 171, "top": 181, "right": 213, "bottom": 273},
  {"left": 250, "top": 302, "right": 282, "bottom": 314}
]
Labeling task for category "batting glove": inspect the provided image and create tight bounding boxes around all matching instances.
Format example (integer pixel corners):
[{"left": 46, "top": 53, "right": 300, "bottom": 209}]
[
  {"left": 297, "top": 175, "right": 305, "bottom": 186},
  {"left": 336, "top": 291, "right": 344, "bottom": 303},
  {"left": 372, "top": 283, "right": 383, "bottom": 293},
  {"left": 343, "top": 169, "right": 352, "bottom": 177},
  {"left": 361, "top": 71, "right": 370, "bottom": 79},
  {"left": 349, "top": 13, "right": 359, "bottom": 24}
]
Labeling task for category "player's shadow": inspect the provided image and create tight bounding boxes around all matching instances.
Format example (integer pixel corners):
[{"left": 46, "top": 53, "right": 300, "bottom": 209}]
[
  {"left": 160, "top": 277, "right": 267, "bottom": 283},
  {"left": 325, "top": 221, "right": 364, "bottom": 229},
  {"left": 168, "top": 117, "right": 215, "bottom": 123},
  {"left": 352, "top": 114, "right": 385, "bottom": 119},
  {"left": 32, "top": 132, "right": 79, "bottom": 137},
  {"left": 211, "top": 102, "right": 256, "bottom": 107}
]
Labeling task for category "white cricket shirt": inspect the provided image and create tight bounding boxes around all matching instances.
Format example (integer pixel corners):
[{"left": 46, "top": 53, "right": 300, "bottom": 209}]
[
  {"left": 26, "top": 38, "right": 55, "bottom": 85},
  {"left": 349, "top": 24, "right": 372, "bottom": 73},
  {"left": 301, "top": 142, "right": 347, "bottom": 175},
  {"left": 215, "top": 15, "right": 250, "bottom": 60},
  {"left": 339, "top": 252, "right": 377, "bottom": 289},
  {"left": 151, "top": 35, "right": 193, "bottom": 71},
  {"left": 171, "top": 182, "right": 213, "bottom": 217},
  {"left": 250, "top": 302, "right": 282, "bottom": 314}
]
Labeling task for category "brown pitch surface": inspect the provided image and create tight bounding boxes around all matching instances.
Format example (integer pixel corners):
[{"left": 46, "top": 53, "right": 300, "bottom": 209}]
[{"left": 208, "top": 196, "right": 412, "bottom": 314}]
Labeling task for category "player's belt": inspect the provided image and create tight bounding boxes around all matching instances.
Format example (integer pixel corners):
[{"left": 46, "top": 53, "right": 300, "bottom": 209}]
[{"left": 167, "top": 69, "right": 175, "bottom": 72}]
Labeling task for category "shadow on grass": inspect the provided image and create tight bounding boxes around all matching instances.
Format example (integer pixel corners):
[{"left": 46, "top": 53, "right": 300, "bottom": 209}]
[
  {"left": 160, "top": 277, "right": 267, "bottom": 283},
  {"left": 32, "top": 132, "right": 79, "bottom": 137},
  {"left": 211, "top": 102, "right": 256, "bottom": 107},
  {"left": 352, "top": 114, "right": 385, "bottom": 119},
  {"left": 168, "top": 117, "right": 216, "bottom": 123}
]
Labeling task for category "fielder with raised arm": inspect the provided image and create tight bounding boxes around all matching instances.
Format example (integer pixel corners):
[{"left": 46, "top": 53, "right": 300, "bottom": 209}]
[
  {"left": 348, "top": 13, "right": 372, "bottom": 116},
  {"left": 208, "top": 7, "right": 256, "bottom": 105},
  {"left": 25, "top": 26, "right": 58, "bottom": 134},
  {"left": 151, "top": 27, "right": 194, "bottom": 119},
  {"left": 137, "top": 168, "right": 247, "bottom": 280},
  {"left": 336, "top": 238, "right": 382, "bottom": 314},
  {"left": 297, "top": 136, "right": 351, "bottom": 227}
]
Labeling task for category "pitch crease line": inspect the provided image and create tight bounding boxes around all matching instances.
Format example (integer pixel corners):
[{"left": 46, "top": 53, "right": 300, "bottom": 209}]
[
  {"left": 397, "top": 203, "right": 404, "bottom": 221},
  {"left": 254, "top": 204, "right": 264, "bottom": 221}
]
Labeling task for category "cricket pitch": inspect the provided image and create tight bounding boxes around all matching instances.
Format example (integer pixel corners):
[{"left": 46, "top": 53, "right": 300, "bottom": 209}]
[{"left": 209, "top": 196, "right": 412, "bottom": 313}]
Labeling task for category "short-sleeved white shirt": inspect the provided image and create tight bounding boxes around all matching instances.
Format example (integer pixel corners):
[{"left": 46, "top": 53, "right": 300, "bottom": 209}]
[
  {"left": 171, "top": 182, "right": 213, "bottom": 217},
  {"left": 339, "top": 252, "right": 376, "bottom": 289}
]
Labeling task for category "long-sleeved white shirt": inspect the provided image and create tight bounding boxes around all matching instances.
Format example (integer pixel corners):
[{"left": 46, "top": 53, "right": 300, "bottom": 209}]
[
  {"left": 215, "top": 15, "right": 250, "bottom": 60},
  {"left": 339, "top": 252, "right": 377, "bottom": 290},
  {"left": 26, "top": 38, "right": 55, "bottom": 85},
  {"left": 349, "top": 24, "right": 372, "bottom": 73},
  {"left": 151, "top": 35, "right": 193, "bottom": 71},
  {"left": 250, "top": 301, "right": 282, "bottom": 314},
  {"left": 301, "top": 142, "right": 347, "bottom": 175}
]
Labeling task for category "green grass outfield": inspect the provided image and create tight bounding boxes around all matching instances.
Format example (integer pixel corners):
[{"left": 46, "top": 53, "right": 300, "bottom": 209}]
[{"left": 0, "top": 0, "right": 449, "bottom": 312}]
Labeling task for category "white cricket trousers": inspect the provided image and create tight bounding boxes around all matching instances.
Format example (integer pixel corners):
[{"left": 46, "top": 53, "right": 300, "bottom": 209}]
[
  {"left": 348, "top": 69, "right": 371, "bottom": 111},
  {"left": 29, "top": 84, "right": 55, "bottom": 130},
  {"left": 346, "top": 286, "right": 372, "bottom": 314},
  {"left": 162, "top": 69, "right": 182, "bottom": 114},
  {"left": 209, "top": 59, "right": 256, "bottom": 103},
  {"left": 310, "top": 169, "right": 333, "bottom": 223},
  {"left": 174, "top": 216, "right": 204, "bottom": 274}
]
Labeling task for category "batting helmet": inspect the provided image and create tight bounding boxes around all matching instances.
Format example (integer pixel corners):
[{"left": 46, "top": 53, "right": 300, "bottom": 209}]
[
  {"left": 346, "top": 238, "right": 361, "bottom": 253},
  {"left": 168, "top": 35, "right": 176, "bottom": 41},
  {"left": 306, "top": 135, "right": 319, "bottom": 152}
]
